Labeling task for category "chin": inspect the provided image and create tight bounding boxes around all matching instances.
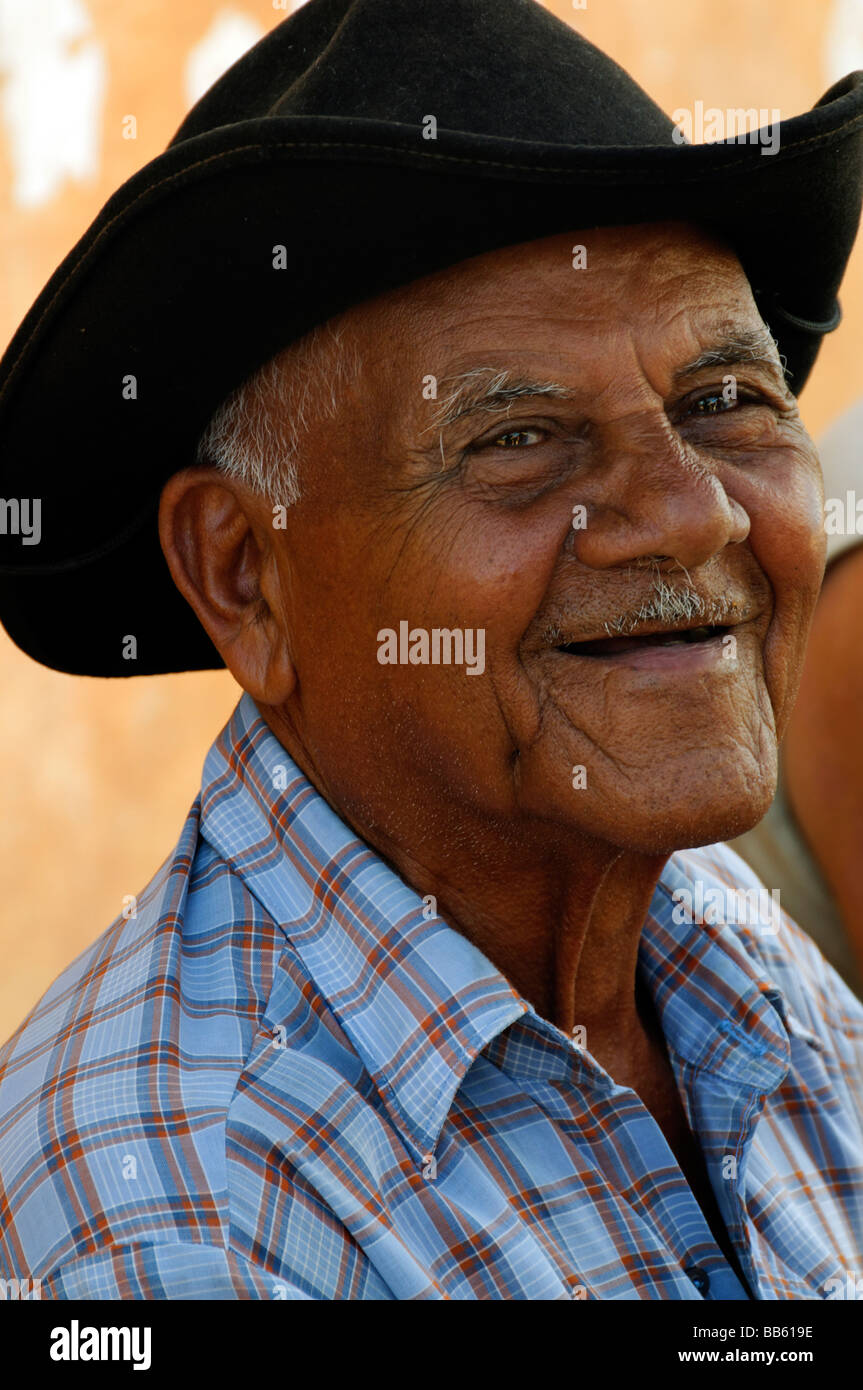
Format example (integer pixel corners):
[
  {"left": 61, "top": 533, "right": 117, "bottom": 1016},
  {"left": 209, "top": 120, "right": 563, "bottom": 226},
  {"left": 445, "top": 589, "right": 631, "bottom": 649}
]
[{"left": 612, "top": 786, "right": 777, "bottom": 856}]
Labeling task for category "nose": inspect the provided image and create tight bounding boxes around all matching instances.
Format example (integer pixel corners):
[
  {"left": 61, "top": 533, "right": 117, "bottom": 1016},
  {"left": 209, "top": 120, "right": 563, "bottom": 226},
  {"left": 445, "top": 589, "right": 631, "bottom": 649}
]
[{"left": 569, "top": 415, "right": 751, "bottom": 572}]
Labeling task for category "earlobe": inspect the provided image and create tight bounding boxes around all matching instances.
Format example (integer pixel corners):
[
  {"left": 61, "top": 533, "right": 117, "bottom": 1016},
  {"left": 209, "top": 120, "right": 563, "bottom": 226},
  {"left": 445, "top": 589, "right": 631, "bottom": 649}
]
[{"left": 157, "top": 466, "right": 298, "bottom": 704}]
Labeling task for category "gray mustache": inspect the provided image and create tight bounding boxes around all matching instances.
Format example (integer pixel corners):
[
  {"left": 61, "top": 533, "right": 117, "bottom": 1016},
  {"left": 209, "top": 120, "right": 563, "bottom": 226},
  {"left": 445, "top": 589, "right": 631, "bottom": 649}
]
[
  {"left": 601, "top": 581, "right": 741, "bottom": 638},
  {"left": 543, "top": 578, "right": 746, "bottom": 646}
]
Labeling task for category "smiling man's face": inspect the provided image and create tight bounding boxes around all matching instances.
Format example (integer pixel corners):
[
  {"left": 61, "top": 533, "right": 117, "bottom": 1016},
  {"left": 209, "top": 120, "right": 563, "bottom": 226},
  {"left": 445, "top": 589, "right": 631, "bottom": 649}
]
[{"left": 263, "top": 221, "right": 825, "bottom": 857}]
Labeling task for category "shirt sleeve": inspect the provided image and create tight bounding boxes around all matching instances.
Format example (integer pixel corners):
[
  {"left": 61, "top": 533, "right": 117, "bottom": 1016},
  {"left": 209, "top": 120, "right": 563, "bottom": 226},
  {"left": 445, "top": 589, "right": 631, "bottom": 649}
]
[{"left": 41, "top": 1241, "right": 314, "bottom": 1300}]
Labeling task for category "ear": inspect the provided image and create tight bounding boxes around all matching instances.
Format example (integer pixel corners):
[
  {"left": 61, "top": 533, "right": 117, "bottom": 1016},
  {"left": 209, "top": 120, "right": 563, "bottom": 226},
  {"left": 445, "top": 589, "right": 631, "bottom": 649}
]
[{"left": 158, "top": 466, "right": 297, "bottom": 704}]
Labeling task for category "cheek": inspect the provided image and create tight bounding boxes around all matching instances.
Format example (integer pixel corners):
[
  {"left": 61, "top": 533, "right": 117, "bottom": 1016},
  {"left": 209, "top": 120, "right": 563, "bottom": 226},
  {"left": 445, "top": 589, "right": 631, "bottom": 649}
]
[
  {"left": 404, "top": 501, "right": 569, "bottom": 635},
  {"left": 734, "top": 459, "right": 826, "bottom": 713},
  {"left": 746, "top": 464, "right": 824, "bottom": 612},
  {"left": 347, "top": 506, "right": 571, "bottom": 787},
  {"left": 288, "top": 505, "right": 566, "bottom": 734}
]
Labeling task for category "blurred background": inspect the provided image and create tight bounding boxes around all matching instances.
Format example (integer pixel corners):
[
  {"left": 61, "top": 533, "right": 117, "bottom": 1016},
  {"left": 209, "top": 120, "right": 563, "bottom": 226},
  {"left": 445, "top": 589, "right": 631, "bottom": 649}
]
[{"left": 1, "top": 0, "right": 862, "bottom": 1039}]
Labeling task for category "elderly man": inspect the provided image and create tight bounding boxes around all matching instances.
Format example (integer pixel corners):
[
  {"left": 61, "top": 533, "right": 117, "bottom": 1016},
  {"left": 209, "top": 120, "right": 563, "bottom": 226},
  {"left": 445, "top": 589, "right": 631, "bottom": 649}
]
[{"left": 1, "top": 0, "right": 862, "bottom": 1302}]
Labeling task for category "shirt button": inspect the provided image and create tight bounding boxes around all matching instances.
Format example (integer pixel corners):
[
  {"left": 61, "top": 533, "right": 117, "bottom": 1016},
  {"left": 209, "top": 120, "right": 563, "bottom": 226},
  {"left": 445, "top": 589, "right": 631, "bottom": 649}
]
[{"left": 685, "top": 1266, "right": 711, "bottom": 1295}]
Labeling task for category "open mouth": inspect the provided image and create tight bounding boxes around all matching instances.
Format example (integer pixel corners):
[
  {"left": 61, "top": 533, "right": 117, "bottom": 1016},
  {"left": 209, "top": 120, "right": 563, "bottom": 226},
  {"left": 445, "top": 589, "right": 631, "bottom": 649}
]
[{"left": 557, "top": 624, "right": 730, "bottom": 658}]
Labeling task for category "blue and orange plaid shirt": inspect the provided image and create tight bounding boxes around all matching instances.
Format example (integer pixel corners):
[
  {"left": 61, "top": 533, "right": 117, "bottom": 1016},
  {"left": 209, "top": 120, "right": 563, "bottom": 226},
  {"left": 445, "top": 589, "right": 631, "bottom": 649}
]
[{"left": 1, "top": 691, "right": 862, "bottom": 1300}]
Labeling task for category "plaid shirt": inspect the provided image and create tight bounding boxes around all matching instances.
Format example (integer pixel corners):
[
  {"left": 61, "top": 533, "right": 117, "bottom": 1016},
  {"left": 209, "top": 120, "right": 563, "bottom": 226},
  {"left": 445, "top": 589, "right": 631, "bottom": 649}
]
[{"left": 1, "top": 692, "right": 862, "bottom": 1301}]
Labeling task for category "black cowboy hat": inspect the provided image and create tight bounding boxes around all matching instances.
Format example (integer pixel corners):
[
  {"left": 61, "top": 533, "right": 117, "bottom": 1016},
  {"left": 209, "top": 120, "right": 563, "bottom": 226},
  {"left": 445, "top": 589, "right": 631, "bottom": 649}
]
[{"left": 1, "top": 0, "right": 861, "bottom": 677}]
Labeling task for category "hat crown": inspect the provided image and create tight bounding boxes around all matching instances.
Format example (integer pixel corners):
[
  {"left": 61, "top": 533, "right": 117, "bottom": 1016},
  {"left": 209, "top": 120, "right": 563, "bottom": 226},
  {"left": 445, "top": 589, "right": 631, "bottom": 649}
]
[{"left": 171, "top": 0, "right": 675, "bottom": 148}]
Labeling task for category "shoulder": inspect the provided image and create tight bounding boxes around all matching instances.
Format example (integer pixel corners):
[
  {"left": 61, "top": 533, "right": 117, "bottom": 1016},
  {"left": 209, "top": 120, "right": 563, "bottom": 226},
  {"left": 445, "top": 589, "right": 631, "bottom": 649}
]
[{"left": 0, "top": 796, "right": 285, "bottom": 1282}]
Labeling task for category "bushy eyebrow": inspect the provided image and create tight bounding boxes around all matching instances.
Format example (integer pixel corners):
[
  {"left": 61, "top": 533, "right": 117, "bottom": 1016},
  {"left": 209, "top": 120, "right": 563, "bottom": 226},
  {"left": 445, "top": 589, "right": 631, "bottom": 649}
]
[
  {"left": 673, "top": 325, "right": 787, "bottom": 383},
  {"left": 426, "top": 325, "right": 788, "bottom": 437},
  {"left": 427, "top": 368, "right": 575, "bottom": 433}
]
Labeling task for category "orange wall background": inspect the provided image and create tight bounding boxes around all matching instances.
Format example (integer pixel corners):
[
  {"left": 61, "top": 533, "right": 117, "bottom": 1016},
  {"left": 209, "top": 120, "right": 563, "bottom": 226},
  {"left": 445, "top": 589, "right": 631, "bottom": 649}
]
[{"left": 1, "top": 0, "right": 862, "bottom": 1041}]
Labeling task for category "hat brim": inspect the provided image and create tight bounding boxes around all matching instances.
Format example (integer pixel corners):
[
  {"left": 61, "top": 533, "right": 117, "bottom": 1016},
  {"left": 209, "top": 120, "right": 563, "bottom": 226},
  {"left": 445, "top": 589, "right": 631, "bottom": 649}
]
[{"left": 1, "top": 83, "right": 862, "bottom": 676}]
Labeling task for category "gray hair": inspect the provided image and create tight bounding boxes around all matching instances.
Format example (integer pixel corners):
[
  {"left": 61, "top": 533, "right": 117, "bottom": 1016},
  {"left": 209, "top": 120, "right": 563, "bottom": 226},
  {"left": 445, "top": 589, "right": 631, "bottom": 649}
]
[{"left": 195, "top": 320, "right": 361, "bottom": 506}]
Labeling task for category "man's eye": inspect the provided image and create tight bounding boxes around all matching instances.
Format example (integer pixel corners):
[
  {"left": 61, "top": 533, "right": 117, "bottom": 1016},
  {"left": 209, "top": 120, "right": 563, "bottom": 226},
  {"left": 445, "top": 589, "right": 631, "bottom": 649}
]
[
  {"left": 487, "top": 427, "right": 545, "bottom": 448},
  {"left": 690, "top": 391, "right": 736, "bottom": 415}
]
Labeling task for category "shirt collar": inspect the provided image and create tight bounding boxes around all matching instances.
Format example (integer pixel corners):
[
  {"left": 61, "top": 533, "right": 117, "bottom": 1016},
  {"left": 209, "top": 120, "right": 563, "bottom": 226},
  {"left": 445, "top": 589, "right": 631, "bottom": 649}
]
[
  {"left": 199, "top": 693, "right": 527, "bottom": 1163},
  {"left": 644, "top": 849, "right": 820, "bottom": 1086},
  {"left": 199, "top": 693, "right": 807, "bottom": 1160}
]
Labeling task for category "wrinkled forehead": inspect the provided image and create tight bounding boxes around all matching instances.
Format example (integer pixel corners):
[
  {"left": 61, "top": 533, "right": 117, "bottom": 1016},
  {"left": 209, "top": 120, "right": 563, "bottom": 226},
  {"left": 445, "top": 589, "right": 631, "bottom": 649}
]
[
  {"left": 334, "top": 221, "right": 773, "bottom": 418},
  {"left": 341, "top": 221, "right": 760, "bottom": 366}
]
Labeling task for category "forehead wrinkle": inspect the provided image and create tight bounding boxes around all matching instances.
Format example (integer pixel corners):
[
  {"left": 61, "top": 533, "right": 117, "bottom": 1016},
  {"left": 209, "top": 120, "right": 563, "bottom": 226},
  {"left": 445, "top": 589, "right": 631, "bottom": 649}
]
[
  {"left": 416, "top": 312, "right": 784, "bottom": 443},
  {"left": 588, "top": 312, "right": 786, "bottom": 409}
]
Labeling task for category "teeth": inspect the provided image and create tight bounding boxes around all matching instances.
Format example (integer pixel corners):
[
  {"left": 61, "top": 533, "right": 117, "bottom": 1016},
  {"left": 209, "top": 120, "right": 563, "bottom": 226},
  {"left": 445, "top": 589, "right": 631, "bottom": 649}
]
[
  {"left": 556, "top": 624, "right": 722, "bottom": 654},
  {"left": 658, "top": 626, "right": 712, "bottom": 645}
]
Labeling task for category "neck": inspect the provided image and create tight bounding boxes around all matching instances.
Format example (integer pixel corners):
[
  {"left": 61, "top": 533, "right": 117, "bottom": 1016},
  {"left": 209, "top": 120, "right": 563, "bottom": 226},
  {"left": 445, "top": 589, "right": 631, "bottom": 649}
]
[
  {"left": 381, "top": 832, "right": 667, "bottom": 1063},
  {"left": 260, "top": 704, "right": 668, "bottom": 1065}
]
